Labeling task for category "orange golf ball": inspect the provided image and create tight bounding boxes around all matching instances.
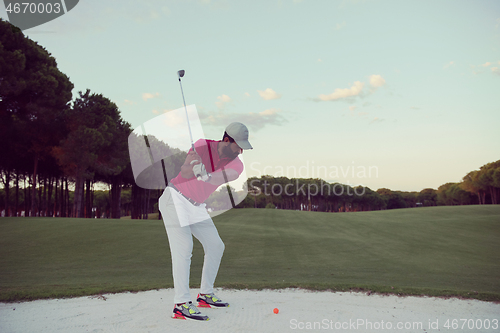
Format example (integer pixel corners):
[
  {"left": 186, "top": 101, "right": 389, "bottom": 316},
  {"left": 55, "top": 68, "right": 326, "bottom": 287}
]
[{"left": 273, "top": 308, "right": 279, "bottom": 314}]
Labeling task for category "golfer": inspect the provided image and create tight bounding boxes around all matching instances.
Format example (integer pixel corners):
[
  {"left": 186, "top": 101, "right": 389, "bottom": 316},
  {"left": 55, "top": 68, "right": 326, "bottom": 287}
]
[{"left": 159, "top": 122, "right": 252, "bottom": 321}]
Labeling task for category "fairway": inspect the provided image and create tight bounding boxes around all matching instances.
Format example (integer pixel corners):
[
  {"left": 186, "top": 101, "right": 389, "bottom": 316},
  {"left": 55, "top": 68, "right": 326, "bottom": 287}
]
[{"left": 0, "top": 205, "right": 499, "bottom": 302}]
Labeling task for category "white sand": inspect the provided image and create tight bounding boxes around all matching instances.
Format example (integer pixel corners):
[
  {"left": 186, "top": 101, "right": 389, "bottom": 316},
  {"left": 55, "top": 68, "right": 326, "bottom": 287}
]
[{"left": 1, "top": 288, "right": 499, "bottom": 333}]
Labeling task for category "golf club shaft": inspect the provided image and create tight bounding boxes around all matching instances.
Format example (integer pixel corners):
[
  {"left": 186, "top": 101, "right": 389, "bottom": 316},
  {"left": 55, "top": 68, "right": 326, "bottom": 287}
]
[{"left": 178, "top": 76, "right": 196, "bottom": 153}]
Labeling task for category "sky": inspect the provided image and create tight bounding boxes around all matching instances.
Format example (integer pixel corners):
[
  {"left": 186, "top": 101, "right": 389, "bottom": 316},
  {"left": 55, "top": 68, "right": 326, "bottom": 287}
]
[{"left": 2, "top": 0, "right": 499, "bottom": 192}]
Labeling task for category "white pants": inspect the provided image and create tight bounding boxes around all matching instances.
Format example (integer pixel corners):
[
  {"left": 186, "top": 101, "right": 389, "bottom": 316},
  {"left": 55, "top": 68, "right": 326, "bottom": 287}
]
[{"left": 159, "top": 187, "right": 225, "bottom": 304}]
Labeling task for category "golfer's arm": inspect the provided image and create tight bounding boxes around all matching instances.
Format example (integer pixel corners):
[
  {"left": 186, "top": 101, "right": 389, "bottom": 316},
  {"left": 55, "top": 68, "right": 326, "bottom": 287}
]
[
  {"left": 180, "top": 163, "right": 195, "bottom": 179},
  {"left": 208, "top": 169, "right": 238, "bottom": 186}
]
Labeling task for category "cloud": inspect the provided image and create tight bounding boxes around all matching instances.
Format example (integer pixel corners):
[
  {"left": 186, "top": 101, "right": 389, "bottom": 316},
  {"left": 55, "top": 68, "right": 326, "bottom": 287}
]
[
  {"left": 410, "top": 106, "right": 420, "bottom": 110},
  {"left": 218, "top": 94, "right": 231, "bottom": 102},
  {"left": 259, "top": 108, "right": 280, "bottom": 116},
  {"left": 333, "top": 21, "right": 346, "bottom": 31},
  {"left": 158, "top": 107, "right": 198, "bottom": 129},
  {"left": 199, "top": 108, "right": 287, "bottom": 131},
  {"left": 124, "top": 99, "right": 136, "bottom": 105},
  {"left": 317, "top": 74, "right": 386, "bottom": 102},
  {"left": 215, "top": 94, "right": 232, "bottom": 109},
  {"left": 491, "top": 67, "right": 500, "bottom": 76},
  {"left": 349, "top": 106, "right": 357, "bottom": 111},
  {"left": 317, "top": 58, "right": 323, "bottom": 63},
  {"left": 369, "top": 75, "right": 386, "bottom": 88},
  {"left": 369, "top": 117, "right": 384, "bottom": 125},
  {"left": 443, "top": 61, "right": 455, "bottom": 69},
  {"left": 257, "top": 88, "right": 282, "bottom": 100},
  {"left": 318, "top": 81, "right": 364, "bottom": 101},
  {"left": 142, "top": 92, "right": 160, "bottom": 101},
  {"left": 471, "top": 61, "right": 500, "bottom": 75},
  {"left": 244, "top": 92, "right": 251, "bottom": 97}
]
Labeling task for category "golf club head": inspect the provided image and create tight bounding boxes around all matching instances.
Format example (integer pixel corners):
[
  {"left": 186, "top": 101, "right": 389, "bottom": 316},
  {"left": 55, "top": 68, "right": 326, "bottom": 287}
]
[{"left": 177, "top": 70, "right": 185, "bottom": 78}]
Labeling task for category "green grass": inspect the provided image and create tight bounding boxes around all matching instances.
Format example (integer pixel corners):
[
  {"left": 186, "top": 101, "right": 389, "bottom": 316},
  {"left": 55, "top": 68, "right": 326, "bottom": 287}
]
[
  {"left": 0, "top": 205, "right": 499, "bottom": 302},
  {"left": 120, "top": 213, "right": 159, "bottom": 220}
]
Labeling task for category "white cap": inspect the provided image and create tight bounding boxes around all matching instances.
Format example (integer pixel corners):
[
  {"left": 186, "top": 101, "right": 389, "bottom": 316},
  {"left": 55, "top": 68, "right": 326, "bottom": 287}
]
[{"left": 225, "top": 122, "right": 253, "bottom": 150}]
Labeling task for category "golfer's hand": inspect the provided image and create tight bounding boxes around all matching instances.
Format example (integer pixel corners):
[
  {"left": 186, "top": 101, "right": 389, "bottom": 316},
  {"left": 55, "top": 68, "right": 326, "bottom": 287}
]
[
  {"left": 186, "top": 151, "right": 201, "bottom": 165},
  {"left": 192, "top": 163, "right": 211, "bottom": 182}
]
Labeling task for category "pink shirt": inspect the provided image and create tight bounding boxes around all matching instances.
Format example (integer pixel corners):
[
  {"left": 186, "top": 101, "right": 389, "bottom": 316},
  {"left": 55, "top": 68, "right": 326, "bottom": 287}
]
[{"left": 171, "top": 139, "right": 244, "bottom": 203}]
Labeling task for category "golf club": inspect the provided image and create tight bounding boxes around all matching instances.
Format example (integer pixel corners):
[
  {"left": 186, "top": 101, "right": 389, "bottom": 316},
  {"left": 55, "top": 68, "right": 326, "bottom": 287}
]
[{"left": 177, "top": 69, "right": 196, "bottom": 153}]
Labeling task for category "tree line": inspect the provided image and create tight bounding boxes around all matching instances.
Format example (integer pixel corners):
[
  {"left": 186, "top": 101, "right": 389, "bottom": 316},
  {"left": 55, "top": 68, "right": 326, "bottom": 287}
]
[
  {"left": 234, "top": 159, "right": 500, "bottom": 212},
  {"left": 0, "top": 19, "right": 163, "bottom": 218}
]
